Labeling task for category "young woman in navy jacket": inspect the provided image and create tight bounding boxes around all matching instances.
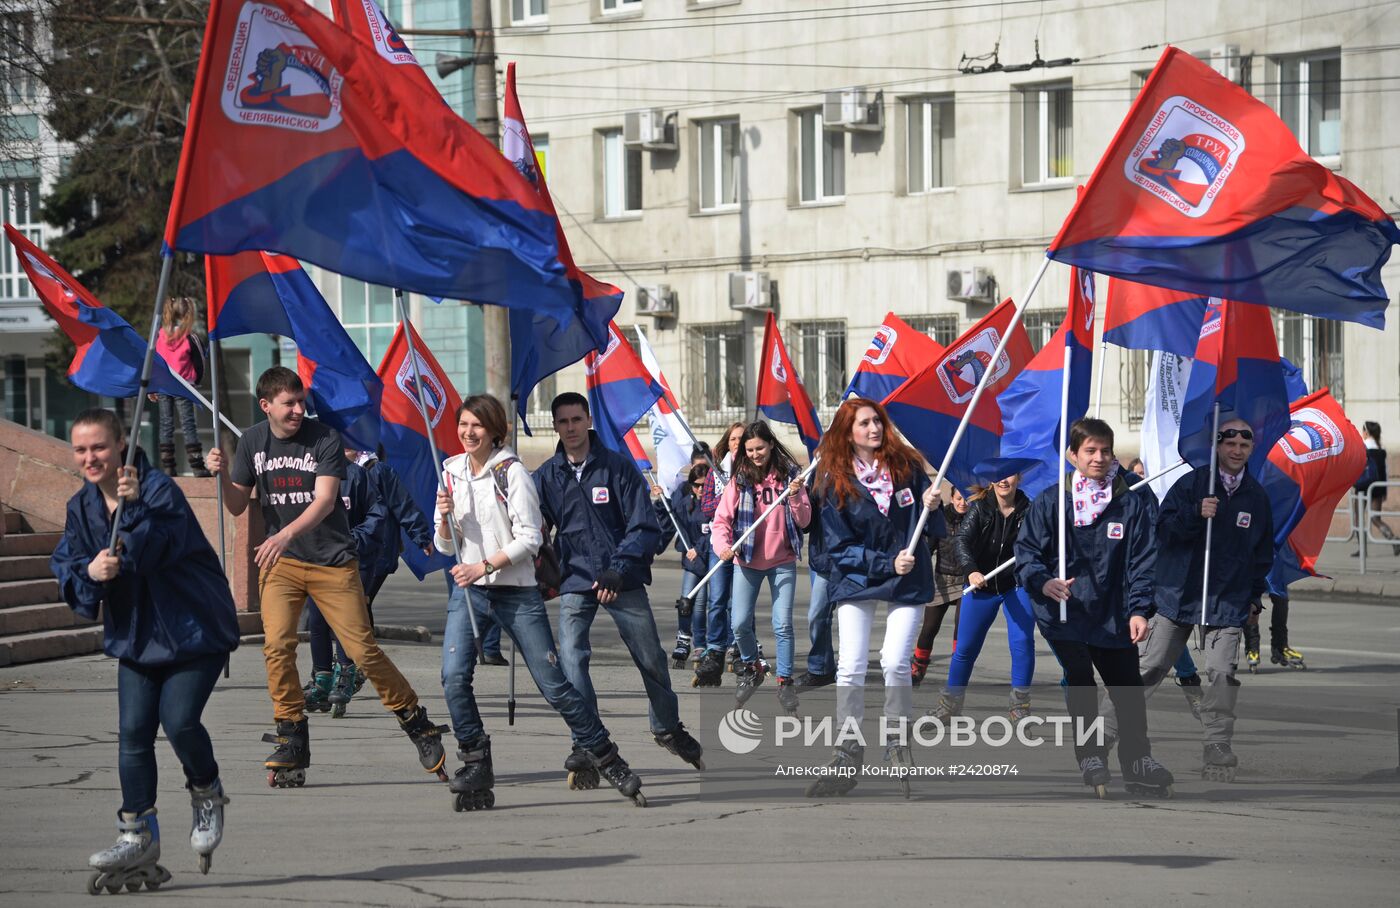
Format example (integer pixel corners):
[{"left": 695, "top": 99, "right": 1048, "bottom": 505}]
[
  {"left": 51, "top": 409, "right": 239, "bottom": 890},
  {"left": 804, "top": 399, "right": 942, "bottom": 796}
]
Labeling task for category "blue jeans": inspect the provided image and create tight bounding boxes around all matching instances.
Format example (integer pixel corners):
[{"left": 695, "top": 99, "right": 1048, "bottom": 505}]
[
  {"left": 156, "top": 393, "right": 199, "bottom": 447},
  {"left": 558, "top": 588, "right": 680, "bottom": 738},
  {"left": 806, "top": 570, "right": 834, "bottom": 676},
  {"left": 680, "top": 570, "right": 707, "bottom": 642},
  {"left": 442, "top": 584, "right": 607, "bottom": 750},
  {"left": 731, "top": 563, "right": 797, "bottom": 675},
  {"left": 946, "top": 588, "right": 1037, "bottom": 690},
  {"left": 703, "top": 552, "right": 735, "bottom": 652},
  {"left": 117, "top": 653, "right": 225, "bottom": 814},
  {"left": 480, "top": 612, "right": 503, "bottom": 658},
  {"left": 1173, "top": 646, "right": 1199, "bottom": 680}
]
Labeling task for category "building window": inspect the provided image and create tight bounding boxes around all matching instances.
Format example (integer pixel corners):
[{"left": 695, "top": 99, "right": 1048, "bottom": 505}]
[
  {"left": 1022, "top": 309, "right": 1066, "bottom": 353},
  {"left": 906, "top": 96, "right": 954, "bottom": 193},
  {"left": 0, "top": 174, "right": 40, "bottom": 301},
  {"left": 1276, "top": 310, "right": 1344, "bottom": 405},
  {"left": 1, "top": 13, "right": 37, "bottom": 105},
  {"left": 699, "top": 118, "right": 740, "bottom": 212},
  {"left": 602, "top": 129, "right": 642, "bottom": 217},
  {"left": 1121, "top": 348, "right": 1150, "bottom": 429},
  {"left": 798, "top": 108, "right": 844, "bottom": 204},
  {"left": 1277, "top": 51, "right": 1340, "bottom": 160},
  {"left": 790, "top": 320, "right": 847, "bottom": 411},
  {"left": 1020, "top": 82, "right": 1072, "bottom": 185},
  {"left": 601, "top": 0, "right": 641, "bottom": 12},
  {"left": 686, "top": 322, "right": 745, "bottom": 424},
  {"left": 510, "top": 0, "right": 548, "bottom": 26},
  {"left": 903, "top": 314, "right": 960, "bottom": 347},
  {"left": 338, "top": 277, "right": 398, "bottom": 367}
]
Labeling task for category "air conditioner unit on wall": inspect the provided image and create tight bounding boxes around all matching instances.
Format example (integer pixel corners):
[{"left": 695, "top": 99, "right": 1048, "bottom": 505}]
[
  {"left": 822, "top": 88, "right": 884, "bottom": 132},
  {"left": 638, "top": 284, "right": 677, "bottom": 317},
  {"left": 728, "top": 271, "right": 774, "bottom": 311},
  {"left": 623, "top": 109, "right": 677, "bottom": 151},
  {"left": 946, "top": 267, "right": 996, "bottom": 304}
]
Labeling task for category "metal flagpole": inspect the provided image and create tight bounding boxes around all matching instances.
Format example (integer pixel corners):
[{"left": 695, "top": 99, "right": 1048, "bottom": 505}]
[
  {"left": 903, "top": 256, "right": 1052, "bottom": 551},
  {"left": 1199, "top": 401, "right": 1221, "bottom": 651},
  {"left": 648, "top": 468, "right": 692, "bottom": 551},
  {"left": 207, "top": 326, "right": 232, "bottom": 680},
  {"left": 682, "top": 457, "right": 820, "bottom": 611},
  {"left": 1057, "top": 336, "right": 1073, "bottom": 622},
  {"left": 171, "top": 372, "right": 243, "bottom": 439},
  {"left": 394, "top": 290, "right": 486, "bottom": 665},
  {"left": 1093, "top": 340, "right": 1108, "bottom": 418},
  {"left": 108, "top": 256, "right": 175, "bottom": 553},
  {"left": 506, "top": 395, "right": 522, "bottom": 725}
]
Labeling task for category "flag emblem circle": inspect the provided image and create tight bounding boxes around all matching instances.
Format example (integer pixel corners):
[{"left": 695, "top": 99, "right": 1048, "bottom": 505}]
[
  {"left": 1279, "top": 407, "right": 1344, "bottom": 465},
  {"left": 223, "top": 3, "right": 344, "bottom": 134},
  {"left": 863, "top": 325, "right": 897, "bottom": 367},
  {"left": 1124, "top": 95, "right": 1244, "bottom": 218}
]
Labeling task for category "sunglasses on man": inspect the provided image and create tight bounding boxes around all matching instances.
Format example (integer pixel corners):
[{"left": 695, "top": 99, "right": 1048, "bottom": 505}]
[{"left": 1217, "top": 428, "right": 1253, "bottom": 442}]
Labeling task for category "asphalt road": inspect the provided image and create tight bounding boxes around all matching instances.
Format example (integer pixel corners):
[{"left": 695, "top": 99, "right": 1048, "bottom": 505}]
[{"left": 1, "top": 556, "right": 1398, "bottom": 906}]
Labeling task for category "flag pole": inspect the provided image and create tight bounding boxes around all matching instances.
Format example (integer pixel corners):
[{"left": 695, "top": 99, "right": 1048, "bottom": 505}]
[
  {"left": 681, "top": 457, "right": 819, "bottom": 612},
  {"left": 171, "top": 371, "right": 243, "bottom": 439},
  {"left": 966, "top": 459, "right": 1188, "bottom": 596},
  {"left": 903, "top": 256, "right": 1052, "bottom": 551},
  {"left": 648, "top": 468, "right": 693, "bottom": 551},
  {"left": 633, "top": 324, "right": 713, "bottom": 474},
  {"left": 1093, "top": 340, "right": 1108, "bottom": 418},
  {"left": 1057, "top": 336, "right": 1073, "bottom": 623},
  {"left": 507, "top": 394, "right": 522, "bottom": 726},
  {"left": 108, "top": 255, "right": 174, "bottom": 553},
  {"left": 394, "top": 290, "right": 486, "bottom": 664},
  {"left": 1199, "top": 401, "right": 1221, "bottom": 650},
  {"left": 207, "top": 326, "right": 232, "bottom": 680}
]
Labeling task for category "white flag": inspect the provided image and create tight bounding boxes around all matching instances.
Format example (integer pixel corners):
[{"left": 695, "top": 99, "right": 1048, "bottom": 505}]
[
  {"left": 1141, "top": 351, "right": 1193, "bottom": 501},
  {"left": 634, "top": 326, "right": 698, "bottom": 495}
]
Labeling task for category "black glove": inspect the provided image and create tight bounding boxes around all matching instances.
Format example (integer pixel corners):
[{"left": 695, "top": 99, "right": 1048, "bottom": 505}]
[{"left": 596, "top": 569, "right": 624, "bottom": 594}]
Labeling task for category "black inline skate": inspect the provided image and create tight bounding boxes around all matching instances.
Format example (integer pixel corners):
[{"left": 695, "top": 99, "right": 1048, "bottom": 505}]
[
  {"left": 303, "top": 670, "right": 333, "bottom": 714},
  {"left": 1244, "top": 623, "right": 1262, "bottom": 674},
  {"left": 450, "top": 736, "right": 495, "bottom": 811},
  {"left": 1122, "top": 754, "right": 1174, "bottom": 798},
  {"left": 1080, "top": 755, "right": 1111, "bottom": 799},
  {"left": 87, "top": 808, "right": 172, "bottom": 895},
  {"left": 671, "top": 633, "right": 692, "bottom": 669},
  {"left": 691, "top": 647, "right": 724, "bottom": 688},
  {"left": 734, "top": 659, "right": 768, "bottom": 707},
  {"left": 565, "top": 744, "right": 600, "bottom": 790},
  {"left": 654, "top": 723, "right": 705, "bottom": 771},
  {"left": 188, "top": 779, "right": 228, "bottom": 874},
  {"left": 396, "top": 705, "right": 450, "bottom": 781},
  {"left": 1271, "top": 642, "right": 1306, "bottom": 670},
  {"left": 776, "top": 676, "right": 800, "bottom": 715},
  {"left": 1201, "top": 742, "right": 1239, "bottom": 782},
  {"left": 587, "top": 740, "right": 647, "bottom": 807},
  {"left": 262, "top": 718, "right": 309, "bottom": 788},
  {"left": 804, "top": 743, "right": 863, "bottom": 797},
  {"left": 725, "top": 644, "right": 739, "bottom": 674},
  {"left": 328, "top": 662, "right": 359, "bottom": 718}
]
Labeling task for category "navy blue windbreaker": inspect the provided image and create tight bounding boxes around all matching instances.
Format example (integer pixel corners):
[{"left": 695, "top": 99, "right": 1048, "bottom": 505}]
[
  {"left": 822, "top": 469, "right": 944, "bottom": 605},
  {"left": 364, "top": 457, "right": 432, "bottom": 578}
]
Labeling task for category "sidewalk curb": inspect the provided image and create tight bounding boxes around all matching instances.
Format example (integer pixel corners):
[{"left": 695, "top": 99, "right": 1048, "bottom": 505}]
[{"left": 1291, "top": 577, "right": 1400, "bottom": 604}]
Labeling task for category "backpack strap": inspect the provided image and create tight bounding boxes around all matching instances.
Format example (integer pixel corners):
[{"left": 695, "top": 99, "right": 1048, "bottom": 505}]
[{"left": 489, "top": 456, "right": 519, "bottom": 506}]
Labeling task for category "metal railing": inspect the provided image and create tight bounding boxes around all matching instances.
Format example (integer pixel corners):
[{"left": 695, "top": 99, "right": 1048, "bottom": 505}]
[{"left": 1326, "top": 488, "right": 1356, "bottom": 543}]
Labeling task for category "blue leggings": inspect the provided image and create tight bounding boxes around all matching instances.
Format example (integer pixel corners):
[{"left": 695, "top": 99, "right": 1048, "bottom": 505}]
[
  {"left": 1173, "top": 646, "right": 1198, "bottom": 679},
  {"left": 945, "top": 588, "right": 1037, "bottom": 690}
]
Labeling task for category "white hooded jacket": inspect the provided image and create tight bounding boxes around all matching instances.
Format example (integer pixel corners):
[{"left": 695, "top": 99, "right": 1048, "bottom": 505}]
[{"left": 433, "top": 445, "right": 543, "bottom": 588}]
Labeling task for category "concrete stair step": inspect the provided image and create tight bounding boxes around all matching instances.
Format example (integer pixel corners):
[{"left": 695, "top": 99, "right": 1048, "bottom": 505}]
[
  {"left": 0, "top": 555, "right": 53, "bottom": 582},
  {"left": 0, "top": 602, "right": 94, "bottom": 636},
  {"left": 3, "top": 510, "right": 24, "bottom": 534},
  {"left": 0, "top": 577, "right": 61, "bottom": 609},
  {"left": 0, "top": 533, "right": 62, "bottom": 557},
  {"left": 0, "top": 625, "right": 104, "bottom": 667}
]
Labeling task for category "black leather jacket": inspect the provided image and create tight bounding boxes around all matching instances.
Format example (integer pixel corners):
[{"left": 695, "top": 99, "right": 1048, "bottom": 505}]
[{"left": 952, "top": 490, "right": 1031, "bottom": 594}]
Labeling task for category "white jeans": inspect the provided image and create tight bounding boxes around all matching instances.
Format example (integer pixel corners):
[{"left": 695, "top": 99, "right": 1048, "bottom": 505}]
[{"left": 835, "top": 601, "right": 921, "bottom": 726}]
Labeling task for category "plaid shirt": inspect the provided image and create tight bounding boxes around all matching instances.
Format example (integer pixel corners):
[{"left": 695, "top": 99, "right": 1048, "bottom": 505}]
[{"left": 731, "top": 467, "right": 804, "bottom": 564}]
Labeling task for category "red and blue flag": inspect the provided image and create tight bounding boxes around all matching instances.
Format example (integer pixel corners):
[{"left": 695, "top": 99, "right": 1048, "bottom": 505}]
[
  {"left": 845, "top": 312, "right": 945, "bottom": 403},
  {"left": 976, "top": 268, "right": 1097, "bottom": 497},
  {"left": 584, "top": 323, "right": 663, "bottom": 465},
  {"left": 206, "top": 251, "right": 383, "bottom": 450},
  {"left": 1257, "top": 389, "right": 1365, "bottom": 593},
  {"left": 376, "top": 320, "right": 463, "bottom": 579},
  {"left": 501, "top": 63, "right": 619, "bottom": 430},
  {"left": 1103, "top": 277, "right": 1210, "bottom": 357},
  {"left": 755, "top": 311, "right": 822, "bottom": 455},
  {"left": 623, "top": 428, "right": 654, "bottom": 474},
  {"left": 1049, "top": 47, "right": 1398, "bottom": 327},
  {"left": 883, "top": 298, "right": 1035, "bottom": 494},
  {"left": 165, "top": 0, "right": 578, "bottom": 322},
  {"left": 1178, "top": 299, "right": 1290, "bottom": 470},
  {"left": 331, "top": 0, "right": 427, "bottom": 89},
  {"left": 4, "top": 225, "right": 198, "bottom": 403}
]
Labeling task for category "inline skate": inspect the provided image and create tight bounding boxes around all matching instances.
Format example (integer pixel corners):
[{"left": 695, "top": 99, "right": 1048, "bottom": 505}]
[
  {"left": 188, "top": 780, "right": 228, "bottom": 874},
  {"left": 654, "top": 723, "right": 706, "bottom": 771},
  {"left": 884, "top": 741, "right": 915, "bottom": 799},
  {"left": 1201, "top": 742, "right": 1239, "bottom": 783},
  {"left": 450, "top": 736, "right": 495, "bottom": 811},
  {"left": 262, "top": 718, "right": 309, "bottom": 788},
  {"left": 565, "top": 744, "right": 599, "bottom": 790},
  {"left": 776, "top": 676, "right": 800, "bottom": 716},
  {"left": 396, "top": 705, "right": 449, "bottom": 780},
  {"left": 1122, "top": 754, "right": 1174, "bottom": 798},
  {"left": 1176, "top": 674, "right": 1204, "bottom": 722},
  {"left": 671, "top": 633, "right": 692, "bottom": 669},
  {"left": 1080, "top": 755, "right": 1111, "bottom": 799},
  {"left": 691, "top": 648, "right": 724, "bottom": 688},
  {"left": 328, "top": 662, "right": 359, "bottom": 718},
  {"left": 804, "top": 743, "right": 863, "bottom": 798},
  {"left": 925, "top": 689, "right": 964, "bottom": 722},
  {"left": 1008, "top": 687, "right": 1032, "bottom": 722},
  {"left": 87, "top": 809, "right": 171, "bottom": 895},
  {"left": 1271, "top": 643, "right": 1306, "bottom": 670},
  {"left": 1244, "top": 623, "right": 1261, "bottom": 674},
  {"left": 588, "top": 740, "right": 647, "bottom": 807},
  {"left": 734, "top": 659, "right": 769, "bottom": 707},
  {"left": 303, "top": 670, "right": 333, "bottom": 714}
]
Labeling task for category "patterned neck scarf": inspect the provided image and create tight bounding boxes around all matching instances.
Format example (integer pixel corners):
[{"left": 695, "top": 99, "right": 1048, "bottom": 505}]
[
  {"left": 855, "top": 457, "right": 893, "bottom": 516},
  {"left": 1071, "top": 466, "right": 1117, "bottom": 527},
  {"left": 1219, "top": 467, "right": 1243, "bottom": 496}
]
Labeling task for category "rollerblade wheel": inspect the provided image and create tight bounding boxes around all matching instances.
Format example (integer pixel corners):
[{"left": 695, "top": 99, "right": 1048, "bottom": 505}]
[
  {"left": 106, "top": 881, "right": 122, "bottom": 894},
  {"left": 630, "top": 791, "right": 648, "bottom": 808},
  {"left": 1093, "top": 784, "right": 1109, "bottom": 800},
  {"left": 200, "top": 854, "right": 211, "bottom": 875},
  {"left": 331, "top": 703, "right": 346, "bottom": 719},
  {"left": 567, "top": 768, "right": 600, "bottom": 791},
  {"left": 127, "top": 881, "right": 142, "bottom": 892},
  {"left": 87, "top": 873, "right": 103, "bottom": 896}
]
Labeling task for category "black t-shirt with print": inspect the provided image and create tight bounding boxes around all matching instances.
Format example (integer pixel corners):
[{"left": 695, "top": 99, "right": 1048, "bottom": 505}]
[{"left": 231, "top": 419, "right": 354, "bottom": 566}]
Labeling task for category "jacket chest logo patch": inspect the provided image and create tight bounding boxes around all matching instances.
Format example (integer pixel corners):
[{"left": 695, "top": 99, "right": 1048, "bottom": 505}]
[
  {"left": 1236, "top": 512, "right": 1251, "bottom": 528},
  {"left": 896, "top": 488, "right": 915, "bottom": 508},
  {"left": 1106, "top": 522, "right": 1125, "bottom": 540},
  {"left": 701, "top": 522, "right": 711, "bottom": 534},
  {"left": 592, "top": 487, "right": 610, "bottom": 504}
]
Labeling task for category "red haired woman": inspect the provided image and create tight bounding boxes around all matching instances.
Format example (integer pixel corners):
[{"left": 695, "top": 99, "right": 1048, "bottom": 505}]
[{"left": 804, "top": 399, "right": 942, "bottom": 797}]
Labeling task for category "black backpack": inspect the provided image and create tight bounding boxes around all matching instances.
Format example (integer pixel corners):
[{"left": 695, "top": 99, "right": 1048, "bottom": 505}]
[
  {"left": 489, "top": 457, "right": 562, "bottom": 600},
  {"left": 187, "top": 334, "right": 207, "bottom": 385}
]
